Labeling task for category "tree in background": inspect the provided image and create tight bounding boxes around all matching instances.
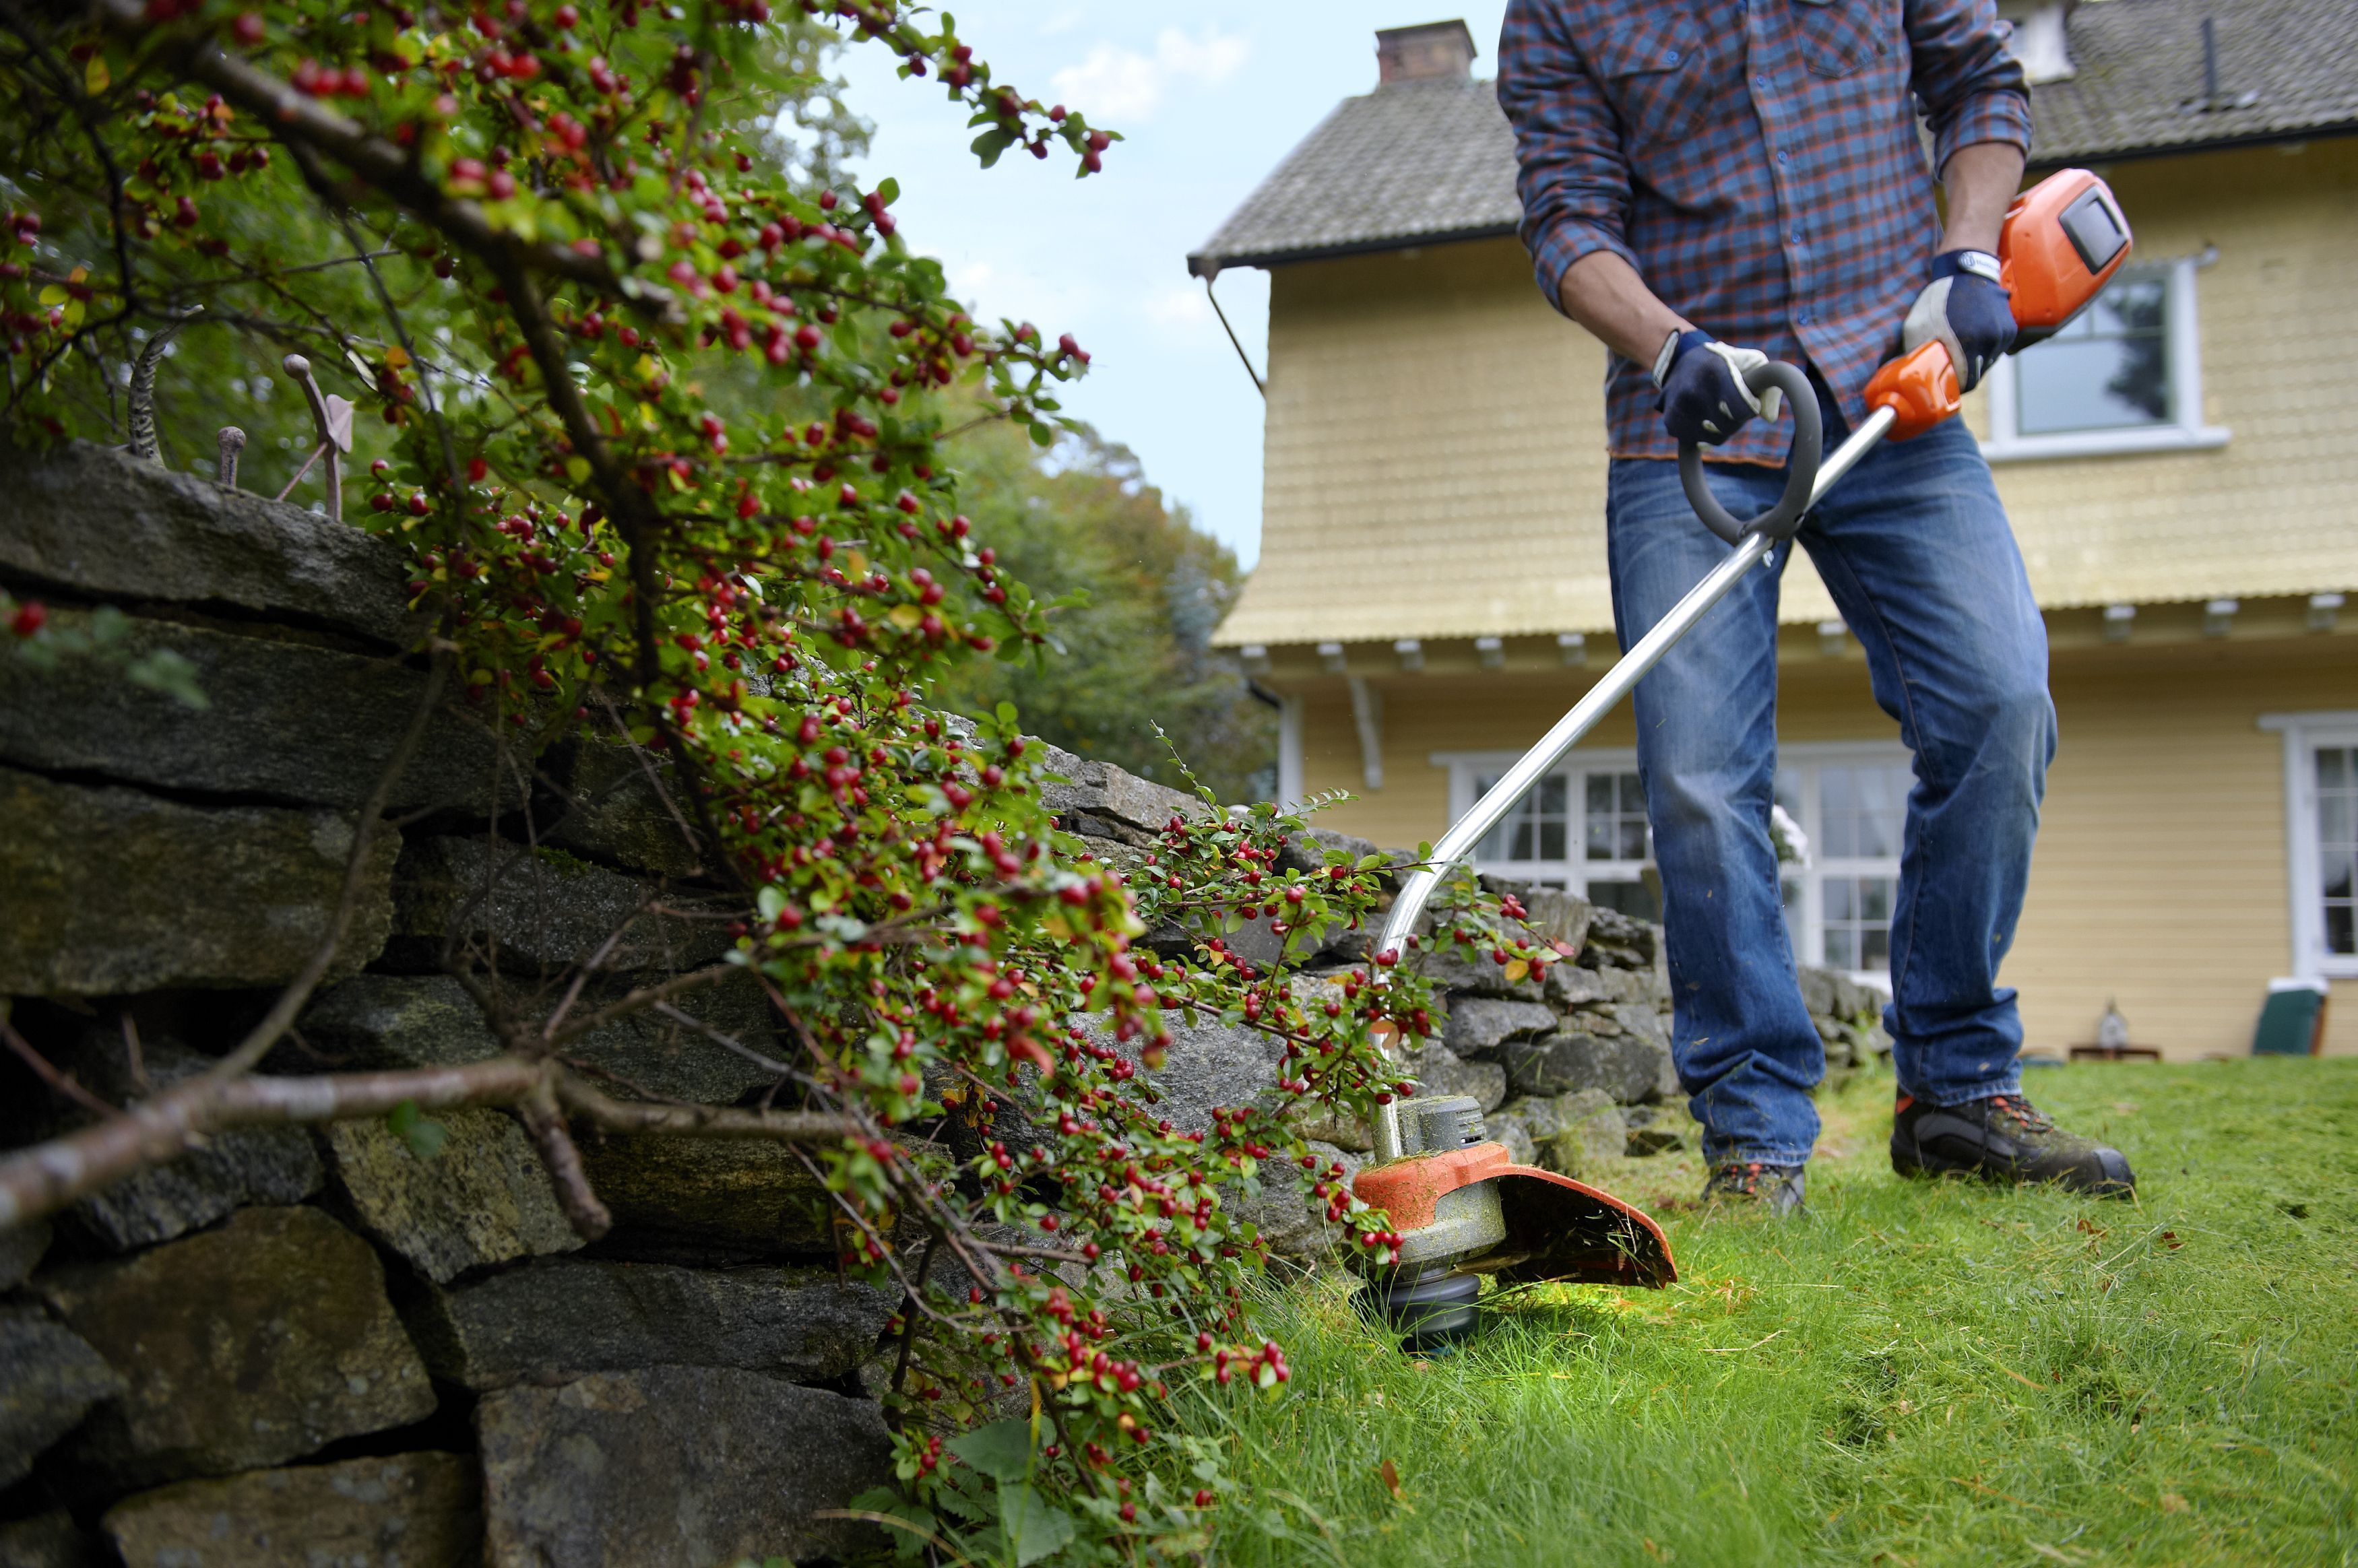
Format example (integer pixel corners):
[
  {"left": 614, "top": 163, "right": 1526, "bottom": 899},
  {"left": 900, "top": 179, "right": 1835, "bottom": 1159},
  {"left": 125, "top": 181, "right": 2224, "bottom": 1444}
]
[{"left": 936, "top": 421, "right": 1275, "bottom": 805}]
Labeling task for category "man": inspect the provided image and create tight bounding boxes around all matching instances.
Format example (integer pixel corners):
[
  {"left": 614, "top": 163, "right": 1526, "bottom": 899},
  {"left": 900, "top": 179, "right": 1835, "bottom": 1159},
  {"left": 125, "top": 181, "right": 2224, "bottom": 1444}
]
[{"left": 1496, "top": 0, "right": 2133, "bottom": 1212}]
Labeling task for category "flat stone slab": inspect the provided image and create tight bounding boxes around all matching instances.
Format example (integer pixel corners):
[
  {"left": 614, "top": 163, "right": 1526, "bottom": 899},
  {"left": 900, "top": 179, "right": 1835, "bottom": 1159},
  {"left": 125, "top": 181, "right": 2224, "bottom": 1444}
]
[
  {"left": 406, "top": 1257, "right": 891, "bottom": 1390},
  {"left": 102, "top": 1451, "right": 482, "bottom": 1568},
  {"left": 0, "top": 767, "right": 397, "bottom": 997},
  {"left": 476, "top": 1367, "right": 890, "bottom": 1567},
  {"left": 0, "top": 606, "right": 497, "bottom": 812},
  {"left": 577, "top": 1135, "right": 834, "bottom": 1260},
  {"left": 38, "top": 1206, "right": 434, "bottom": 1489},
  {"left": 387, "top": 836, "right": 732, "bottom": 977},
  {"left": 298, "top": 971, "right": 782, "bottom": 1107},
  {"left": 0, "top": 440, "right": 420, "bottom": 647},
  {"left": 0, "top": 1313, "right": 125, "bottom": 1488},
  {"left": 321, "top": 1109, "right": 583, "bottom": 1284}
]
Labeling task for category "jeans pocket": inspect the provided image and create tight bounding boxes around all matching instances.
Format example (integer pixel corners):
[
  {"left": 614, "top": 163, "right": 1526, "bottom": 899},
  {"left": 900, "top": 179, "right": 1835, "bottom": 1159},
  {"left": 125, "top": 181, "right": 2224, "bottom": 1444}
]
[
  {"left": 1590, "top": 13, "right": 1707, "bottom": 148},
  {"left": 1791, "top": 0, "right": 1890, "bottom": 79}
]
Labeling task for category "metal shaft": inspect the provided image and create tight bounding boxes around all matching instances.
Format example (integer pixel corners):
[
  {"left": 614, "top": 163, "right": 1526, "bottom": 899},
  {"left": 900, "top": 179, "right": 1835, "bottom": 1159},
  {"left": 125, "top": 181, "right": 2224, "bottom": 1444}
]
[{"left": 1374, "top": 405, "right": 1897, "bottom": 968}]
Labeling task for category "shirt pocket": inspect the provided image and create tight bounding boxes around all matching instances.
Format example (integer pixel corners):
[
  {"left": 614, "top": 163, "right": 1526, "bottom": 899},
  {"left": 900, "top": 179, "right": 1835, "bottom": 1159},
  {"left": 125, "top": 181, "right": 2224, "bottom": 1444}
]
[
  {"left": 1589, "top": 12, "right": 1707, "bottom": 149},
  {"left": 1791, "top": 0, "right": 1891, "bottom": 79}
]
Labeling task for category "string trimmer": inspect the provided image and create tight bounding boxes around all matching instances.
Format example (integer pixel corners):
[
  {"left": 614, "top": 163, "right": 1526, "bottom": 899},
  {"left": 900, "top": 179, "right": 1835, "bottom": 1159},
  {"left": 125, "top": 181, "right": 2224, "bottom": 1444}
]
[{"left": 1352, "top": 169, "right": 2134, "bottom": 1348}]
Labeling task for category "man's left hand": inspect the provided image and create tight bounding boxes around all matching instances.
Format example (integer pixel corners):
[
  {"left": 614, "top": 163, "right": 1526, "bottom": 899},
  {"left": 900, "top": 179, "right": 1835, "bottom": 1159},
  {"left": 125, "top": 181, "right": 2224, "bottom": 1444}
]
[{"left": 1902, "top": 249, "right": 2015, "bottom": 393}]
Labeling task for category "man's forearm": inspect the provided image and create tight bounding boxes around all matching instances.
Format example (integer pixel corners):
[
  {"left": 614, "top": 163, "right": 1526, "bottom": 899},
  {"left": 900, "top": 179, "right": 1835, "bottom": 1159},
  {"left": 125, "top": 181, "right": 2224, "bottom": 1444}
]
[
  {"left": 1556, "top": 250, "right": 1691, "bottom": 366},
  {"left": 1936, "top": 141, "right": 2026, "bottom": 256}
]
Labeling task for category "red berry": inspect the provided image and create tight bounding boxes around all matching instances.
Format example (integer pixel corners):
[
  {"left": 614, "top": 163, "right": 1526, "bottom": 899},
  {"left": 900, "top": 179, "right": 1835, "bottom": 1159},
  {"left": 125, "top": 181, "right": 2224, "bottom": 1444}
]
[
  {"left": 407, "top": 492, "right": 430, "bottom": 515},
  {"left": 10, "top": 601, "right": 47, "bottom": 637},
  {"left": 554, "top": 2, "right": 577, "bottom": 24},
  {"left": 232, "top": 10, "right": 264, "bottom": 42}
]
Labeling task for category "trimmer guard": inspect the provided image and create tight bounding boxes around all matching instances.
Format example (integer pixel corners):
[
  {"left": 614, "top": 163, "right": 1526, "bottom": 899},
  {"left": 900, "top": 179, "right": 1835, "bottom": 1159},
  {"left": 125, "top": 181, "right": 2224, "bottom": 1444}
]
[{"left": 1351, "top": 1140, "right": 1676, "bottom": 1290}]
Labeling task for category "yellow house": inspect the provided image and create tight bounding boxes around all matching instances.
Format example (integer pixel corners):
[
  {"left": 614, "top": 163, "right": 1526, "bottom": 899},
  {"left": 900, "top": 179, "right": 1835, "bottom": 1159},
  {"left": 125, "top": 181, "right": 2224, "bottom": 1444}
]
[{"left": 1191, "top": 3, "right": 2358, "bottom": 1057}]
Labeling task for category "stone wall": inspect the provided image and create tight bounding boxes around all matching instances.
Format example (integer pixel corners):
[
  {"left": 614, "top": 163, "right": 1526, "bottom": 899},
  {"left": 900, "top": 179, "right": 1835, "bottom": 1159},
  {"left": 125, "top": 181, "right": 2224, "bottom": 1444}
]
[{"left": 0, "top": 444, "right": 1885, "bottom": 1566}]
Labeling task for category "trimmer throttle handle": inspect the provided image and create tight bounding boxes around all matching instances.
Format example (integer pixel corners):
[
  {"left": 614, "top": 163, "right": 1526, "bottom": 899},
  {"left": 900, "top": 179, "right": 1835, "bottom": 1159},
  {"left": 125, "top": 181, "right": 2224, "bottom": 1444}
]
[{"left": 1676, "top": 359, "right": 1822, "bottom": 546}]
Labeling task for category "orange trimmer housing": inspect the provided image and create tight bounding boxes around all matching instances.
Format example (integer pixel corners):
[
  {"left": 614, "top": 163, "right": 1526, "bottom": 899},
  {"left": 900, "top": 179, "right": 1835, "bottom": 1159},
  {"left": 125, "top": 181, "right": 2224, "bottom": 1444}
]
[
  {"left": 1866, "top": 167, "right": 2134, "bottom": 440},
  {"left": 1353, "top": 1140, "right": 1676, "bottom": 1288}
]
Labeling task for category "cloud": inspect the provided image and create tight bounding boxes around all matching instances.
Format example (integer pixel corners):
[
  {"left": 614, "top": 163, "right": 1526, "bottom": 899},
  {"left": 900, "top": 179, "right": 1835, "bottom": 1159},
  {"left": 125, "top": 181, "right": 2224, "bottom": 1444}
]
[{"left": 1049, "top": 27, "right": 1248, "bottom": 123}]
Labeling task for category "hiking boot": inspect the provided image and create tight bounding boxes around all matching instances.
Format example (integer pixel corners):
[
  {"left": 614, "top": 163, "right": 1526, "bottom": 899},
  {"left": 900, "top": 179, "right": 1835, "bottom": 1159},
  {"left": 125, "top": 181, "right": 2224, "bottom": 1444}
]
[
  {"left": 1891, "top": 1092, "right": 2134, "bottom": 1196},
  {"left": 1702, "top": 1161, "right": 1806, "bottom": 1216}
]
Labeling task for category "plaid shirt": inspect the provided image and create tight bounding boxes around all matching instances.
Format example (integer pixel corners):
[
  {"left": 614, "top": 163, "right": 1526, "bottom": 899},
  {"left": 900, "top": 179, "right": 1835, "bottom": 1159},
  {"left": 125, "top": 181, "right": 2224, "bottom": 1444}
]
[{"left": 1497, "top": 0, "right": 2030, "bottom": 465}]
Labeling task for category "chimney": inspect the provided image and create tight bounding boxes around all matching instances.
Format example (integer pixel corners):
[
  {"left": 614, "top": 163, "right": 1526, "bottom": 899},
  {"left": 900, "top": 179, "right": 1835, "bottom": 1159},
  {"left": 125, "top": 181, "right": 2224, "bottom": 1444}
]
[{"left": 1376, "top": 20, "right": 1477, "bottom": 85}]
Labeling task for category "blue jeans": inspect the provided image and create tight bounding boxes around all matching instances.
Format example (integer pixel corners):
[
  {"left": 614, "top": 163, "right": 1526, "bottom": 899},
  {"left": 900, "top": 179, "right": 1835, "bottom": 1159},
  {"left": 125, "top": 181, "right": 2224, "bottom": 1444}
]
[{"left": 1605, "top": 395, "right": 2055, "bottom": 1167}]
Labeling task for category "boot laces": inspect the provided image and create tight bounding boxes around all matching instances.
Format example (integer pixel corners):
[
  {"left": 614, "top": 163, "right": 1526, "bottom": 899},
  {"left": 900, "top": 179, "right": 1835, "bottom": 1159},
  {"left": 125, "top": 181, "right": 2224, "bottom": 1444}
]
[{"left": 1988, "top": 1093, "right": 2054, "bottom": 1132}]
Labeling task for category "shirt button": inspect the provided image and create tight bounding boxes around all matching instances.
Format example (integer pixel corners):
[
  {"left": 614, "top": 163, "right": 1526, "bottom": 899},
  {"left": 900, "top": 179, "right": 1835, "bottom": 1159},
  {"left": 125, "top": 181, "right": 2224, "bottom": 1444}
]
[
  {"left": 1662, "top": 48, "right": 1681, "bottom": 65},
  {"left": 1790, "top": 228, "right": 1805, "bottom": 244},
  {"left": 1776, "top": 150, "right": 1791, "bottom": 166},
  {"left": 1797, "top": 309, "right": 1814, "bottom": 325},
  {"left": 1754, "top": 73, "right": 1769, "bottom": 90}
]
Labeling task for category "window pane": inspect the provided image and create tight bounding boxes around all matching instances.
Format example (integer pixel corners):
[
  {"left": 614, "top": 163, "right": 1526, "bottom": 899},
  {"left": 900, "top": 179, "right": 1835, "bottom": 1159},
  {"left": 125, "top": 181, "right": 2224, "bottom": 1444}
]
[
  {"left": 2016, "top": 271, "right": 2169, "bottom": 434},
  {"left": 1619, "top": 773, "right": 1646, "bottom": 812},
  {"left": 2320, "top": 747, "right": 2358, "bottom": 957},
  {"left": 1826, "top": 880, "right": 1854, "bottom": 921},
  {"left": 1774, "top": 769, "right": 1802, "bottom": 819},
  {"left": 1825, "top": 929, "right": 1855, "bottom": 969},
  {"left": 1818, "top": 762, "right": 1909, "bottom": 863},
  {"left": 1477, "top": 769, "right": 1572, "bottom": 868},
  {"left": 1586, "top": 774, "right": 1613, "bottom": 814},
  {"left": 1584, "top": 770, "right": 1647, "bottom": 865},
  {"left": 1588, "top": 878, "right": 1661, "bottom": 924},
  {"left": 1618, "top": 820, "right": 1649, "bottom": 860},
  {"left": 1820, "top": 874, "right": 1897, "bottom": 974},
  {"left": 1860, "top": 878, "right": 1892, "bottom": 922}
]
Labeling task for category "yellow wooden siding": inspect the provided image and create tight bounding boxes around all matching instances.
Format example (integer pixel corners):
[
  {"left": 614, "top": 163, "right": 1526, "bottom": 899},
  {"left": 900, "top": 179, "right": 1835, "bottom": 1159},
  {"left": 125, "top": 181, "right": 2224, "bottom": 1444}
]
[
  {"left": 1219, "top": 138, "right": 2358, "bottom": 651},
  {"left": 1287, "top": 634, "right": 2358, "bottom": 1058}
]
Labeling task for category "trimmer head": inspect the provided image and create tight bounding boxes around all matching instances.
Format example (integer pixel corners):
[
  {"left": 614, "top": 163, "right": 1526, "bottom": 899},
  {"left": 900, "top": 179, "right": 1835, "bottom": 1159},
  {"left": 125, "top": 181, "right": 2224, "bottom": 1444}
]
[{"left": 1349, "top": 1096, "right": 1674, "bottom": 1348}]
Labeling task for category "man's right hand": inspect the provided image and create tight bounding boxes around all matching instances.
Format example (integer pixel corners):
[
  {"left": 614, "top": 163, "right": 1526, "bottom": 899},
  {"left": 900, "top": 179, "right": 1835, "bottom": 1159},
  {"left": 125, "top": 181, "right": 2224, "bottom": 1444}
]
[{"left": 1655, "top": 329, "right": 1784, "bottom": 445}]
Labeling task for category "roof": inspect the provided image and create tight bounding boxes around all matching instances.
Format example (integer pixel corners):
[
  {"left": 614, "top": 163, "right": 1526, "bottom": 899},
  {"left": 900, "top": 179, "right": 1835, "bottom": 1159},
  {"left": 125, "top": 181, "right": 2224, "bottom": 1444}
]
[
  {"left": 1187, "top": 0, "right": 2358, "bottom": 275},
  {"left": 2035, "top": 0, "right": 2358, "bottom": 164},
  {"left": 1186, "top": 75, "right": 1519, "bottom": 276}
]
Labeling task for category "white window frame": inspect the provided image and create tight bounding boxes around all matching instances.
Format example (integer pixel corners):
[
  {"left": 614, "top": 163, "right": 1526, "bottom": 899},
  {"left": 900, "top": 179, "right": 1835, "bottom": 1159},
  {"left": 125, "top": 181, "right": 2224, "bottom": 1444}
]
[
  {"left": 1980, "top": 253, "right": 2229, "bottom": 462},
  {"left": 2259, "top": 710, "right": 2358, "bottom": 983},
  {"left": 1434, "top": 741, "right": 1909, "bottom": 987},
  {"left": 1436, "top": 746, "right": 1652, "bottom": 903}
]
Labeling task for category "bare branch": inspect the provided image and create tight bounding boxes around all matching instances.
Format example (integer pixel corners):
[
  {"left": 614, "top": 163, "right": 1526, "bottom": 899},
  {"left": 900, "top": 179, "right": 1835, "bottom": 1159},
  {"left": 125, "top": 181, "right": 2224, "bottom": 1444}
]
[
  {"left": 0, "top": 1057, "right": 544, "bottom": 1231},
  {"left": 0, "top": 1012, "right": 118, "bottom": 1120},
  {"left": 553, "top": 1078, "right": 859, "bottom": 1142},
  {"left": 517, "top": 1079, "right": 611, "bottom": 1240}
]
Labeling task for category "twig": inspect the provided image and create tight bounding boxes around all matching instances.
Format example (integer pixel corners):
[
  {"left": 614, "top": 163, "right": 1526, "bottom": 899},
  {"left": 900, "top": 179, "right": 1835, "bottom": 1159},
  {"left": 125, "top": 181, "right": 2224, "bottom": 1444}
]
[
  {"left": 517, "top": 1078, "right": 611, "bottom": 1239},
  {"left": 0, "top": 1012, "right": 117, "bottom": 1119},
  {"left": 552, "top": 1078, "right": 858, "bottom": 1142},
  {"left": 119, "top": 1012, "right": 148, "bottom": 1092},
  {"left": 650, "top": 999, "right": 799, "bottom": 1078}
]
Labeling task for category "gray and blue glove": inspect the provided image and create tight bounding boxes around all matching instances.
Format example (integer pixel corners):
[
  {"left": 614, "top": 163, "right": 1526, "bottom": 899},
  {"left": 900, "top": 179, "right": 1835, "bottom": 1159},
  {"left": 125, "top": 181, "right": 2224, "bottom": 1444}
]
[
  {"left": 1655, "top": 329, "right": 1783, "bottom": 446},
  {"left": 1902, "top": 249, "right": 2015, "bottom": 393}
]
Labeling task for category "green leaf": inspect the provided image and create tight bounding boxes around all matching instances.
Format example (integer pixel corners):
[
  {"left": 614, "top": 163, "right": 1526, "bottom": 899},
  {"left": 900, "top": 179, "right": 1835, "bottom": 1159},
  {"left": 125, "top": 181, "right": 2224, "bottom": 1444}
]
[
  {"left": 997, "top": 1482, "right": 1075, "bottom": 1567},
  {"left": 876, "top": 176, "right": 900, "bottom": 206},
  {"left": 945, "top": 1416, "right": 1031, "bottom": 1482},
  {"left": 123, "top": 649, "right": 210, "bottom": 711},
  {"left": 385, "top": 1099, "right": 448, "bottom": 1161},
  {"left": 969, "top": 127, "right": 1017, "bottom": 168}
]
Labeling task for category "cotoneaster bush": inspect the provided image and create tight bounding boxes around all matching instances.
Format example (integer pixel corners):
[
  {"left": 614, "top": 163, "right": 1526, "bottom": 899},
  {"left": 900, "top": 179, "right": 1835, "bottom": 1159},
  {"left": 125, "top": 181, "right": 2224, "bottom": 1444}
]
[{"left": 0, "top": 2, "right": 1558, "bottom": 1557}]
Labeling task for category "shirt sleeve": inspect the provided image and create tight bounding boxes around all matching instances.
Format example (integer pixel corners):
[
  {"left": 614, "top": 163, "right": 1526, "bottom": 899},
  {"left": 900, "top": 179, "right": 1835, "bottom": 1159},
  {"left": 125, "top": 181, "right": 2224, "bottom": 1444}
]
[
  {"left": 1905, "top": 0, "right": 2033, "bottom": 174},
  {"left": 1496, "top": 0, "right": 1640, "bottom": 313}
]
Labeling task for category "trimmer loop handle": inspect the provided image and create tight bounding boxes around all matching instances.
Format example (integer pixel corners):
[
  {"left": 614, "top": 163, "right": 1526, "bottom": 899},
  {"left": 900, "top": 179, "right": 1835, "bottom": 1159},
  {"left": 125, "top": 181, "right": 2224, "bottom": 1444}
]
[{"left": 1676, "top": 359, "right": 1822, "bottom": 546}]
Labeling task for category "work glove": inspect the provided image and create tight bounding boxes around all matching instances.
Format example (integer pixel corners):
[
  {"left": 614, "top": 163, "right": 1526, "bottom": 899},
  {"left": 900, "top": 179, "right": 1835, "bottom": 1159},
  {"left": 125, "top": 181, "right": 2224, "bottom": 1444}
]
[
  {"left": 1655, "top": 329, "right": 1783, "bottom": 446},
  {"left": 1901, "top": 249, "right": 2015, "bottom": 393}
]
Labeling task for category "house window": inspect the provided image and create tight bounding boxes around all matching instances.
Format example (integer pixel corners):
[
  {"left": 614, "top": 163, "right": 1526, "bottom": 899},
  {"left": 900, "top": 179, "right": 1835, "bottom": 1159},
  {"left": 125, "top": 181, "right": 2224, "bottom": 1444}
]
[
  {"left": 1981, "top": 255, "right": 2229, "bottom": 461},
  {"left": 1464, "top": 757, "right": 1657, "bottom": 920},
  {"left": 1442, "top": 743, "right": 1913, "bottom": 958},
  {"left": 1775, "top": 750, "right": 1913, "bottom": 982},
  {"left": 2263, "top": 711, "right": 2358, "bottom": 981}
]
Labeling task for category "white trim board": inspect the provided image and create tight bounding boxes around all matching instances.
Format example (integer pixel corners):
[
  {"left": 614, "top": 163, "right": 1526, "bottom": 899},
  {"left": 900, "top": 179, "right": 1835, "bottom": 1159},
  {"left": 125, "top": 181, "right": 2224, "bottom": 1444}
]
[{"left": 2260, "top": 711, "right": 2358, "bottom": 981}]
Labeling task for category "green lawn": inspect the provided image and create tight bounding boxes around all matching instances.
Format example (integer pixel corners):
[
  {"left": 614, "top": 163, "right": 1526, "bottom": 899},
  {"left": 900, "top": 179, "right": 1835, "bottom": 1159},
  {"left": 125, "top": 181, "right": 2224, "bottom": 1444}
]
[{"left": 1182, "top": 1060, "right": 2358, "bottom": 1567}]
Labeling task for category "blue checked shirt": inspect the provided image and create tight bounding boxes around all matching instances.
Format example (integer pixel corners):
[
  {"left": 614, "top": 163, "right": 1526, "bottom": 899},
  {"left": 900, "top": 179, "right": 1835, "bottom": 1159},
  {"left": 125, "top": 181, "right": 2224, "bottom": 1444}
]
[{"left": 1497, "top": 0, "right": 2031, "bottom": 465}]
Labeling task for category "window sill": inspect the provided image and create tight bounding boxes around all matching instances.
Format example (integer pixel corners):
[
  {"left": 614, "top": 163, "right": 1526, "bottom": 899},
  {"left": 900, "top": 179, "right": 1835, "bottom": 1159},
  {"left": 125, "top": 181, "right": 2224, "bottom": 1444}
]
[{"left": 1981, "top": 424, "right": 2231, "bottom": 463}]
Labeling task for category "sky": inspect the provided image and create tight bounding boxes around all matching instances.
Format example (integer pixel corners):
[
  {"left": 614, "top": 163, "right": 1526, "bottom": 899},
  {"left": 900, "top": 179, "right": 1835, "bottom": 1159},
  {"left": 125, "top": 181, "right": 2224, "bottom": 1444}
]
[{"left": 834, "top": 3, "right": 1512, "bottom": 570}]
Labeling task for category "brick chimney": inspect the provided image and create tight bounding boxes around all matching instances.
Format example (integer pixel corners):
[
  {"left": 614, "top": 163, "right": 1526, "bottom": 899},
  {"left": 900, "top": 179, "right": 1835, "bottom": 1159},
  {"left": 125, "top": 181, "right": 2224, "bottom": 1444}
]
[{"left": 1376, "top": 20, "right": 1477, "bottom": 85}]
